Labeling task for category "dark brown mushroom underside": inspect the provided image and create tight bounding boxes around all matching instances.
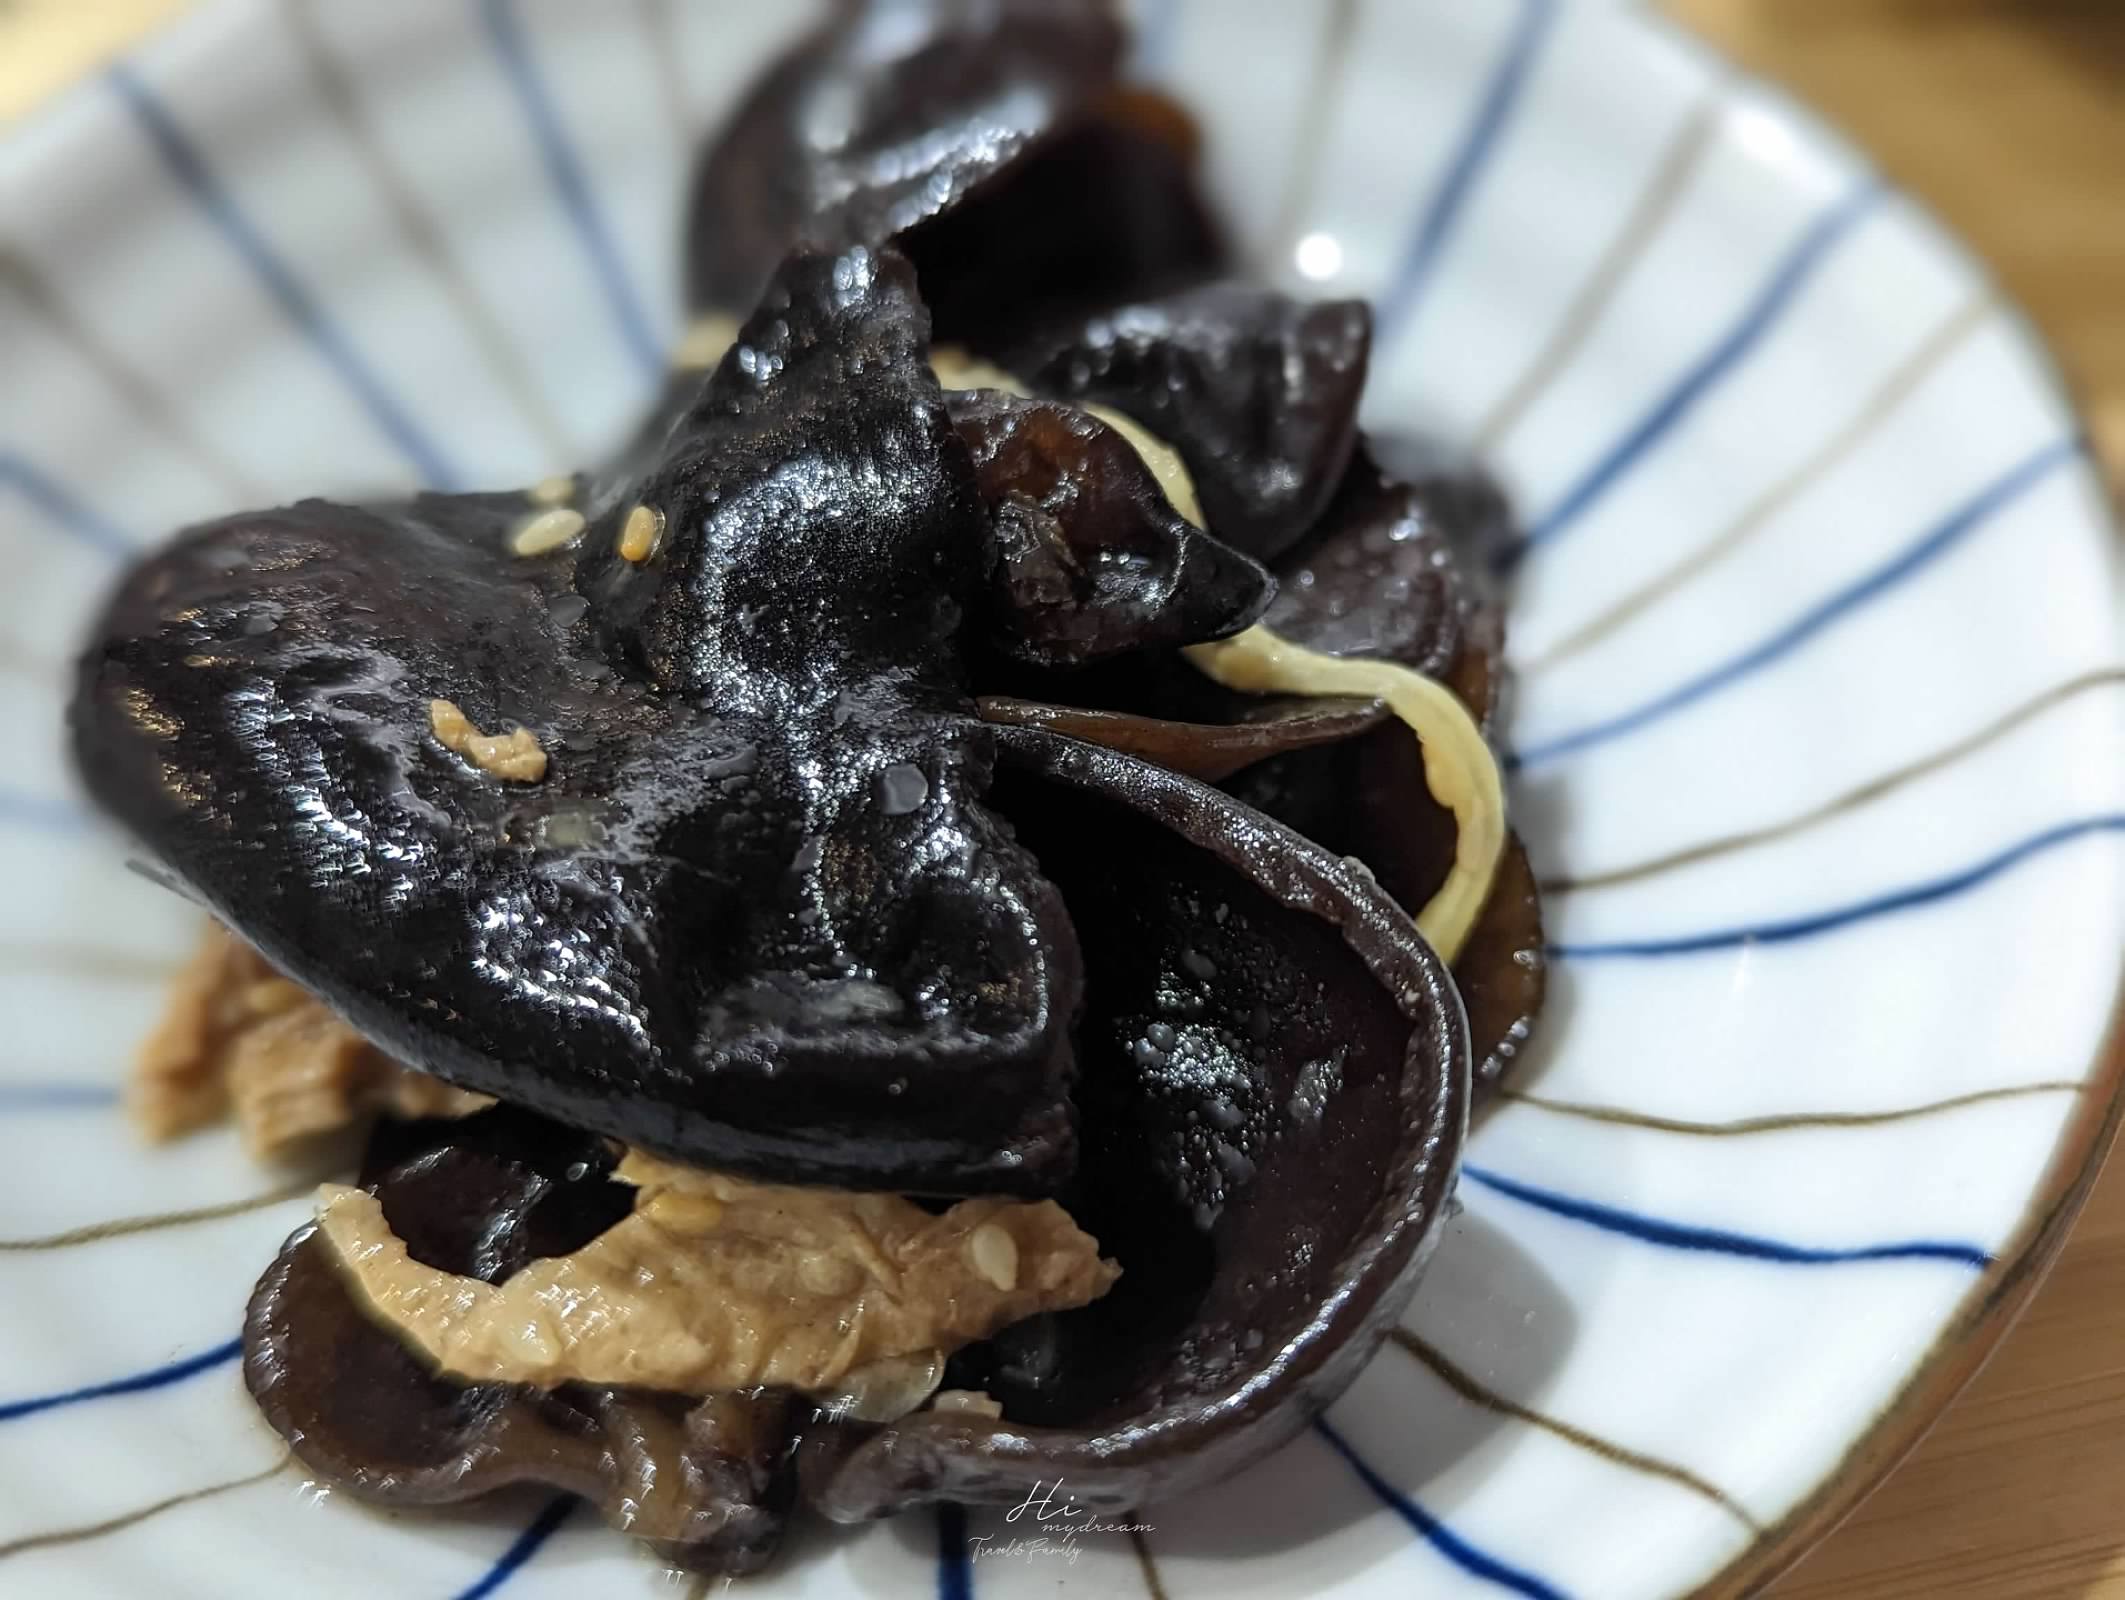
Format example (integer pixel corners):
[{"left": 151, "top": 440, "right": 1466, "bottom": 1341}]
[
  {"left": 1228, "top": 726, "right": 1545, "bottom": 1094},
  {"left": 801, "top": 729, "right": 1466, "bottom": 1518},
  {"left": 244, "top": 1109, "right": 803, "bottom": 1574},
  {"left": 975, "top": 693, "right": 1388, "bottom": 783}
]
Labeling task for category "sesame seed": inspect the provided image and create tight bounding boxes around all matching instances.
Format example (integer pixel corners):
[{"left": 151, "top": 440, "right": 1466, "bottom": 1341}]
[
  {"left": 967, "top": 1223, "right": 1019, "bottom": 1292},
  {"left": 428, "top": 698, "right": 548, "bottom": 782},
  {"left": 511, "top": 506, "right": 586, "bottom": 558},
  {"left": 930, "top": 1389, "right": 1005, "bottom": 1418},
  {"left": 617, "top": 503, "right": 666, "bottom": 563},
  {"left": 527, "top": 474, "right": 575, "bottom": 507},
  {"left": 646, "top": 1190, "right": 725, "bottom": 1233}
]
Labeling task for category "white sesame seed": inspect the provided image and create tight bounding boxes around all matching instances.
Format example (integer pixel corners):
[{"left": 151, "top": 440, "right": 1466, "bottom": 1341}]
[
  {"left": 617, "top": 503, "right": 666, "bottom": 563},
  {"left": 968, "top": 1223, "right": 1019, "bottom": 1292},
  {"left": 511, "top": 506, "right": 586, "bottom": 558},
  {"left": 930, "top": 1389, "right": 1005, "bottom": 1418}
]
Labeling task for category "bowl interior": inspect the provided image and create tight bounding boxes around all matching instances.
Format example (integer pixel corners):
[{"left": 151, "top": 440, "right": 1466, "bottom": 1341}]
[{"left": 0, "top": 1, "right": 2119, "bottom": 1596}]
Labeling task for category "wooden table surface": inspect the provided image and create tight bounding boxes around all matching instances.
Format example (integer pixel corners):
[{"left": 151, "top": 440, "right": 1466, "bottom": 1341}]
[{"left": 4, "top": 3, "right": 2123, "bottom": 1596}]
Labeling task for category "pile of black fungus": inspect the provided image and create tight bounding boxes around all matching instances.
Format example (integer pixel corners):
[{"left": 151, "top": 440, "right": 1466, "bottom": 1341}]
[{"left": 70, "top": 0, "right": 1543, "bottom": 1574}]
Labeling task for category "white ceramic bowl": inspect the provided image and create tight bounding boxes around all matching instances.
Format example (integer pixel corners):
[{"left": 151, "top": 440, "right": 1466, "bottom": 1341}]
[{"left": 2, "top": 2, "right": 2120, "bottom": 1596}]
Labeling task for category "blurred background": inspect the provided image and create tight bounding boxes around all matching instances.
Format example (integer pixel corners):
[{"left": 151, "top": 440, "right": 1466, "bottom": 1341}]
[{"left": 4, "top": 2, "right": 2122, "bottom": 1595}]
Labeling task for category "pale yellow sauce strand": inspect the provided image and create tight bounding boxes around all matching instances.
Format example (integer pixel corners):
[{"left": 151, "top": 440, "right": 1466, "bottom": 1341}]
[
  {"left": 930, "top": 344, "right": 1506, "bottom": 960},
  {"left": 674, "top": 313, "right": 740, "bottom": 371},
  {"left": 1185, "top": 629, "right": 1504, "bottom": 962},
  {"left": 928, "top": 348, "right": 1206, "bottom": 528},
  {"left": 666, "top": 342, "right": 1506, "bottom": 957}
]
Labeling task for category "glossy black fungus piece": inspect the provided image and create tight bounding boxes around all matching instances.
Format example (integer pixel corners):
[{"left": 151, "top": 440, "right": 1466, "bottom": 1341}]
[
  {"left": 683, "top": 0, "right": 1124, "bottom": 313},
  {"left": 984, "top": 432, "right": 1538, "bottom": 1086},
  {"left": 1271, "top": 442, "right": 1512, "bottom": 728},
  {"left": 976, "top": 694, "right": 1388, "bottom": 784},
  {"left": 1232, "top": 726, "right": 1546, "bottom": 1095},
  {"left": 245, "top": 1108, "right": 802, "bottom": 1574},
  {"left": 1005, "top": 285, "right": 1371, "bottom": 563},
  {"left": 73, "top": 246, "right": 1082, "bottom": 1196},
  {"left": 611, "top": 378, "right": 1271, "bottom": 674},
  {"left": 1455, "top": 837, "right": 1546, "bottom": 1094},
  {"left": 961, "top": 439, "right": 1507, "bottom": 771},
  {"left": 947, "top": 387, "right": 1271, "bottom": 668},
  {"left": 1223, "top": 442, "right": 1542, "bottom": 1088},
  {"left": 801, "top": 728, "right": 1467, "bottom": 1518},
  {"left": 899, "top": 89, "right": 1226, "bottom": 350},
  {"left": 1369, "top": 428, "right": 1525, "bottom": 582}
]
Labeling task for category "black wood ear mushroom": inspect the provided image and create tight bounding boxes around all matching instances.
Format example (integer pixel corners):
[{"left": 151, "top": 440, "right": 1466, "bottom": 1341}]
[{"left": 76, "top": 0, "right": 1544, "bottom": 1576}]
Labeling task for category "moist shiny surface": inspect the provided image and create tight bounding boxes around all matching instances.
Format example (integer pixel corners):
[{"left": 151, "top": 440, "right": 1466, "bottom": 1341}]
[
  {"left": 804, "top": 730, "right": 1467, "bottom": 1517},
  {"left": 245, "top": 1110, "right": 801, "bottom": 1574},
  {"left": 1003, "top": 285, "right": 1373, "bottom": 564},
  {"left": 76, "top": 249, "right": 1092, "bottom": 1196},
  {"left": 946, "top": 386, "right": 1271, "bottom": 667},
  {"left": 249, "top": 729, "right": 1469, "bottom": 1548},
  {"left": 82, "top": 0, "right": 1547, "bottom": 1574},
  {"left": 681, "top": 0, "right": 1127, "bottom": 314}
]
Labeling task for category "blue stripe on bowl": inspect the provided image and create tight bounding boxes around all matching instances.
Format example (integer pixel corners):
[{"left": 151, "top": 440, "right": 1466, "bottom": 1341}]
[
  {"left": 3, "top": 6, "right": 2114, "bottom": 1597},
  {"left": 1464, "top": 1165, "right": 1993, "bottom": 1269},
  {"left": 0, "top": 1336, "right": 242, "bottom": 1425},
  {"left": 104, "top": 64, "right": 464, "bottom": 492},
  {"left": 1129, "top": 0, "right": 1181, "bottom": 79},
  {"left": 1511, "top": 436, "right": 2078, "bottom": 767},
  {"left": 937, "top": 1502, "right": 972, "bottom": 1600},
  {"left": 449, "top": 1496, "right": 574, "bottom": 1600},
  {"left": 1377, "top": 0, "right": 1559, "bottom": 347},
  {"left": 478, "top": 0, "right": 666, "bottom": 383},
  {"left": 1515, "top": 181, "right": 1884, "bottom": 561},
  {"left": 1316, "top": 1419, "right": 1571, "bottom": 1599},
  {"left": 0, "top": 1084, "right": 120, "bottom": 1111},
  {"left": 1551, "top": 813, "right": 2125, "bottom": 960},
  {"left": 0, "top": 790, "right": 92, "bottom": 836},
  {"left": 0, "top": 452, "right": 136, "bottom": 558},
  {"left": 280, "top": 2, "right": 579, "bottom": 466}
]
